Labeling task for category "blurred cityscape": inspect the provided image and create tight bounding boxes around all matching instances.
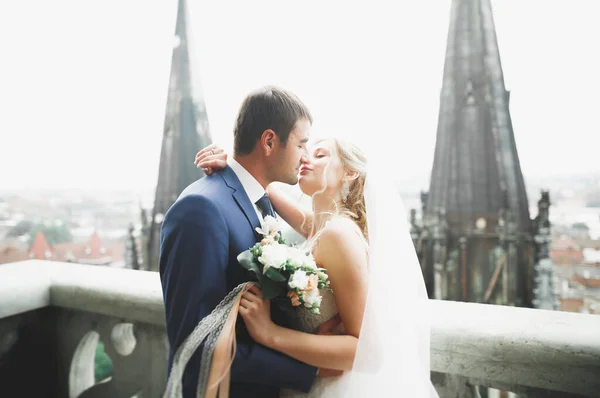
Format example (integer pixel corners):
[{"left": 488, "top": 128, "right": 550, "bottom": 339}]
[{"left": 1, "top": 170, "right": 599, "bottom": 315}]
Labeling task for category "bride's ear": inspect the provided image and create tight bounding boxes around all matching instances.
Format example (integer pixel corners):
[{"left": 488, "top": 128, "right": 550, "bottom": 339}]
[{"left": 344, "top": 170, "right": 360, "bottom": 182}]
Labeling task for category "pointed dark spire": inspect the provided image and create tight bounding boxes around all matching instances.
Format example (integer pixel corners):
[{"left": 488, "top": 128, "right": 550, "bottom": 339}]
[
  {"left": 418, "top": 0, "right": 536, "bottom": 307},
  {"left": 427, "top": 0, "right": 530, "bottom": 233},
  {"left": 146, "top": 0, "right": 212, "bottom": 271}
]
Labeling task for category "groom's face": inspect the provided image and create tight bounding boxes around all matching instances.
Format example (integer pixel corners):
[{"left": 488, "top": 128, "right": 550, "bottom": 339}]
[{"left": 269, "top": 118, "right": 311, "bottom": 185}]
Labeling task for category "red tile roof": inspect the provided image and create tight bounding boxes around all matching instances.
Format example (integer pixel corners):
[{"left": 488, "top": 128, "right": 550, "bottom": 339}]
[{"left": 29, "top": 231, "right": 53, "bottom": 260}]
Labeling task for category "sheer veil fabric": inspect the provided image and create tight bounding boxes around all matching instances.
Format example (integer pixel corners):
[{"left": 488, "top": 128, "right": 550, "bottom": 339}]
[{"left": 327, "top": 152, "right": 439, "bottom": 397}]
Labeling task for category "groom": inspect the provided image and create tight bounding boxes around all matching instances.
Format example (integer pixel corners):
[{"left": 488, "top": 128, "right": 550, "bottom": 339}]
[{"left": 159, "top": 86, "right": 318, "bottom": 397}]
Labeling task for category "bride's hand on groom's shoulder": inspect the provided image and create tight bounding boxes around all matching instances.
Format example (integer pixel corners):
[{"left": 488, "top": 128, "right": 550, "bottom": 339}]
[{"left": 194, "top": 144, "right": 227, "bottom": 175}]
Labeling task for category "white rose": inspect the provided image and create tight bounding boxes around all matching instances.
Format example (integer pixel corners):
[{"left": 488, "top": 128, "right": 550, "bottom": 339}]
[
  {"left": 286, "top": 248, "right": 306, "bottom": 268},
  {"left": 302, "top": 286, "right": 322, "bottom": 308},
  {"left": 303, "top": 254, "right": 317, "bottom": 270},
  {"left": 287, "top": 247, "right": 317, "bottom": 270},
  {"left": 255, "top": 215, "right": 282, "bottom": 237},
  {"left": 317, "top": 270, "right": 328, "bottom": 281},
  {"left": 288, "top": 270, "right": 310, "bottom": 290},
  {"left": 258, "top": 242, "right": 288, "bottom": 273}
]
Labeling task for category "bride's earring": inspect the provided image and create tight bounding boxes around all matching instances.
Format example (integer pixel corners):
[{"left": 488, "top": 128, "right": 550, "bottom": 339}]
[{"left": 341, "top": 180, "right": 350, "bottom": 203}]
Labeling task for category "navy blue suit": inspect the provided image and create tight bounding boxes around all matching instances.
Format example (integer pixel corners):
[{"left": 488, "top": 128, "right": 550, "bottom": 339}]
[{"left": 159, "top": 166, "right": 317, "bottom": 398}]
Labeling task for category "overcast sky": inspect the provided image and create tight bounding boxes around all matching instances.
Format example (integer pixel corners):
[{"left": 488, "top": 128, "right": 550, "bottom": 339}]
[{"left": 0, "top": 0, "right": 598, "bottom": 192}]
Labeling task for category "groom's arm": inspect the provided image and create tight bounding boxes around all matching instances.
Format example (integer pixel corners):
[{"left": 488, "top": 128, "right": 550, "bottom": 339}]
[{"left": 160, "top": 194, "right": 317, "bottom": 394}]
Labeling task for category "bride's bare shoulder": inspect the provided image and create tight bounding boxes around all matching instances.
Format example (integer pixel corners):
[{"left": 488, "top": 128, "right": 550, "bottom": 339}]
[
  {"left": 313, "top": 216, "right": 367, "bottom": 268},
  {"left": 322, "top": 216, "right": 361, "bottom": 236}
]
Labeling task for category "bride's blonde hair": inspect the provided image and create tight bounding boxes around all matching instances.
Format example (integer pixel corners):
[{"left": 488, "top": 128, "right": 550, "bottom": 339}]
[{"left": 307, "top": 138, "right": 368, "bottom": 242}]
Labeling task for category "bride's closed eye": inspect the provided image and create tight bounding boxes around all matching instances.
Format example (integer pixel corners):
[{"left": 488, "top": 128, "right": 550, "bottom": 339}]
[{"left": 312, "top": 149, "right": 329, "bottom": 159}]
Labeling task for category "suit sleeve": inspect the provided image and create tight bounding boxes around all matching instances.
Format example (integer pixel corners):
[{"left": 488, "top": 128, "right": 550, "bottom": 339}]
[{"left": 159, "top": 194, "right": 316, "bottom": 394}]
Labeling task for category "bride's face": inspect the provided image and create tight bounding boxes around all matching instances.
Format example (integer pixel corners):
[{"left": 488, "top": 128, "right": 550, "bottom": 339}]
[{"left": 298, "top": 139, "right": 345, "bottom": 198}]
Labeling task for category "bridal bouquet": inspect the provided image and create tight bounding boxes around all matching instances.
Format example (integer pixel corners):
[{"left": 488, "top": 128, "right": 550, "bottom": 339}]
[{"left": 237, "top": 216, "right": 331, "bottom": 315}]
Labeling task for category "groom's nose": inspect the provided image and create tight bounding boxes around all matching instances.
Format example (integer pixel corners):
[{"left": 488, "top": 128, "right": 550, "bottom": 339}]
[{"left": 300, "top": 153, "right": 309, "bottom": 165}]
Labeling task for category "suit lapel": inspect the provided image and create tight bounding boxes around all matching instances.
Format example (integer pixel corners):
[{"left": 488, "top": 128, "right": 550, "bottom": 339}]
[{"left": 219, "top": 166, "right": 261, "bottom": 234}]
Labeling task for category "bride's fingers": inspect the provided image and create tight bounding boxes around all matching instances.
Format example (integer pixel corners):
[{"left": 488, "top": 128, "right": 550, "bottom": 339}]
[
  {"left": 195, "top": 152, "right": 227, "bottom": 166},
  {"left": 194, "top": 150, "right": 212, "bottom": 164},
  {"left": 240, "top": 297, "right": 254, "bottom": 310},
  {"left": 242, "top": 291, "right": 261, "bottom": 304},
  {"left": 247, "top": 286, "right": 263, "bottom": 299},
  {"left": 197, "top": 153, "right": 227, "bottom": 165},
  {"left": 194, "top": 145, "right": 225, "bottom": 163},
  {"left": 194, "top": 147, "right": 216, "bottom": 163},
  {"left": 196, "top": 159, "right": 225, "bottom": 173},
  {"left": 196, "top": 158, "right": 227, "bottom": 172}
]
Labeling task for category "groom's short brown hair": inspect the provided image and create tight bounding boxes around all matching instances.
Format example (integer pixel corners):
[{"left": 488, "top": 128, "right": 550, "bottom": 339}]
[{"left": 234, "top": 86, "right": 312, "bottom": 155}]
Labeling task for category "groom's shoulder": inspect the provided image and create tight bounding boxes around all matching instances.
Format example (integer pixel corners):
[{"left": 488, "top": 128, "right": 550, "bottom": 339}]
[
  {"left": 166, "top": 176, "right": 228, "bottom": 219},
  {"left": 179, "top": 174, "right": 228, "bottom": 200}
]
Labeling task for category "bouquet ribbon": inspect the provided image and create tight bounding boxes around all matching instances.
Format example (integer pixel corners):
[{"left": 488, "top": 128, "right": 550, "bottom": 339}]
[{"left": 163, "top": 282, "right": 258, "bottom": 398}]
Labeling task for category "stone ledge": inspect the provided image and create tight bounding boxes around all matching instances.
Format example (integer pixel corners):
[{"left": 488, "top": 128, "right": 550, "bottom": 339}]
[
  {"left": 429, "top": 299, "right": 600, "bottom": 396},
  {"left": 1, "top": 260, "right": 599, "bottom": 396},
  {"left": 0, "top": 260, "right": 164, "bottom": 324}
]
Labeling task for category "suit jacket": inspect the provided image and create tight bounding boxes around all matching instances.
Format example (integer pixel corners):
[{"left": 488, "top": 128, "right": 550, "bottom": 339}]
[{"left": 159, "top": 165, "right": 317, "bottom": 398}]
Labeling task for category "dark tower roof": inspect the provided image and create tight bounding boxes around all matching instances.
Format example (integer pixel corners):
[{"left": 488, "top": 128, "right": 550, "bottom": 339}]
[
  {"left": 426, "top": 0, "right": 530, "bottom": 234},
  {"left": 147, "top": 0, "right": 211, "bottom": 271}
]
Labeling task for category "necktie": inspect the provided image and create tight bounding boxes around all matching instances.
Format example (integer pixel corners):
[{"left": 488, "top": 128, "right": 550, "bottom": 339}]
[{"left": 256, "top": 194, "right": 276, "bottom": 219}]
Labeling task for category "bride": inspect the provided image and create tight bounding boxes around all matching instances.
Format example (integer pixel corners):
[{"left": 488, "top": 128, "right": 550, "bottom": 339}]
[{"left": 193, "top": 138, "right": 438, "bottom": 398}]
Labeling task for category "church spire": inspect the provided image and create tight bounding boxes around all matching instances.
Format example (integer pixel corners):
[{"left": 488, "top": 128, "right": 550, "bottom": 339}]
[
  {"left": 418, "top": 0, "right": 535, "bottom": 307},
  {"left": 146, "top": 0, "right": 212, "bottom": 271},
  {"left": 427, "top": 0, "right": 530, "bottom": 232}
]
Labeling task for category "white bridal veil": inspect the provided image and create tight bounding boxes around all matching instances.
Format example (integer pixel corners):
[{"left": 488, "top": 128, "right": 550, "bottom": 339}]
[{"left": 327, "top": 151, "right": 438, "bottom": 397}]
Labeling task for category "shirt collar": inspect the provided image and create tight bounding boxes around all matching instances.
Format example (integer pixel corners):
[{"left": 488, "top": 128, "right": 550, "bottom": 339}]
[{"left": 228, "top": 157, "right": 266, "bottom": 204}]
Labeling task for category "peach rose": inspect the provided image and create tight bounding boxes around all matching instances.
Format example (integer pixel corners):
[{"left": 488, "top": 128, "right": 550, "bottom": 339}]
[
  {"left": 307, "top": 274, "right": 319, "bottom": 289},
  {"left": 288, "top": 291, "right": 301, "bottom": 306}
]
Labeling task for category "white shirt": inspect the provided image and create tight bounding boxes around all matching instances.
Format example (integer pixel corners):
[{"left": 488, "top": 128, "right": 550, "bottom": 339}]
[{"left": 228, "top": 157, "right": 266, "bottom": 222}]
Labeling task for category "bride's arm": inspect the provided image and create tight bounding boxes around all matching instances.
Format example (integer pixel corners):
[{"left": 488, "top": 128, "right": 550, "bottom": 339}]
[
  {"left": 240, "top": 218, "right": 369, "bottom": 371},
  {"left": 194, "top": 145, "right": 314, "bottom": 237},
  {"left": 266, "top": 185, "right": 313, "bottom": 238}
]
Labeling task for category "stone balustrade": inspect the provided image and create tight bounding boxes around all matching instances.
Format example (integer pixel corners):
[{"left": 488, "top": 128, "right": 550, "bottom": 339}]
[{"left": 0, "top": 260, "right": 599, "bottom": 397}]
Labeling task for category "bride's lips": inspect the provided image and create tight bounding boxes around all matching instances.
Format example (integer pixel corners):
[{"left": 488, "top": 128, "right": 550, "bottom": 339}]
[{"left": 299, "top": 166, "right": 312, "bottom": 175}]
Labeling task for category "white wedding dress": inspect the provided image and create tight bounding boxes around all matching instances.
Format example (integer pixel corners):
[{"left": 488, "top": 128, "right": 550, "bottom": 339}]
[
  {"left": 279, "top": 220, "right": 364, "bottom": 398},
  {"left": 276, "top": 163, "right": 439, "bottom": 398},
  {"left": 280, "top": 288, "right": 346, "bottom": 398}
]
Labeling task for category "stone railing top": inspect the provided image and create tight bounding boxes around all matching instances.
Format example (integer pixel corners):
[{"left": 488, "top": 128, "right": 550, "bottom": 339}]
[
  {"left": 428, "top": 299, "right": 600, "bottom": 396},
  {"left": 1, "top": 260, "right": 600, "bottom": 396},
  {"left": 0, "top": 260, "right": 164, "bottom": 325}
]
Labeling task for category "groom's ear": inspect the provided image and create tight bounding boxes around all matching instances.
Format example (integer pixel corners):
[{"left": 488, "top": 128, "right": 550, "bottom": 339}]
[{"left": 260, "top": 129, "right": 276, "bottom": 155}]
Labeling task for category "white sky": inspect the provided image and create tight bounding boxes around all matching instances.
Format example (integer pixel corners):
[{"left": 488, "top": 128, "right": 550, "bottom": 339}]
[{"left": 0, "top": 0, "right": 598, "bottom": 192}]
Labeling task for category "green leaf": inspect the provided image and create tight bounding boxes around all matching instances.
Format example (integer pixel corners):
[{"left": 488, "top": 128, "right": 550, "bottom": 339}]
[
  {"left": 265, "top": 267, "right": 286, "bottom": 282},
  {"left": 237, "top": 250, "right": 262, "bottom": 276},
  {"left": 261, "top": 279, "right": 287, "bottom": 300}
]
